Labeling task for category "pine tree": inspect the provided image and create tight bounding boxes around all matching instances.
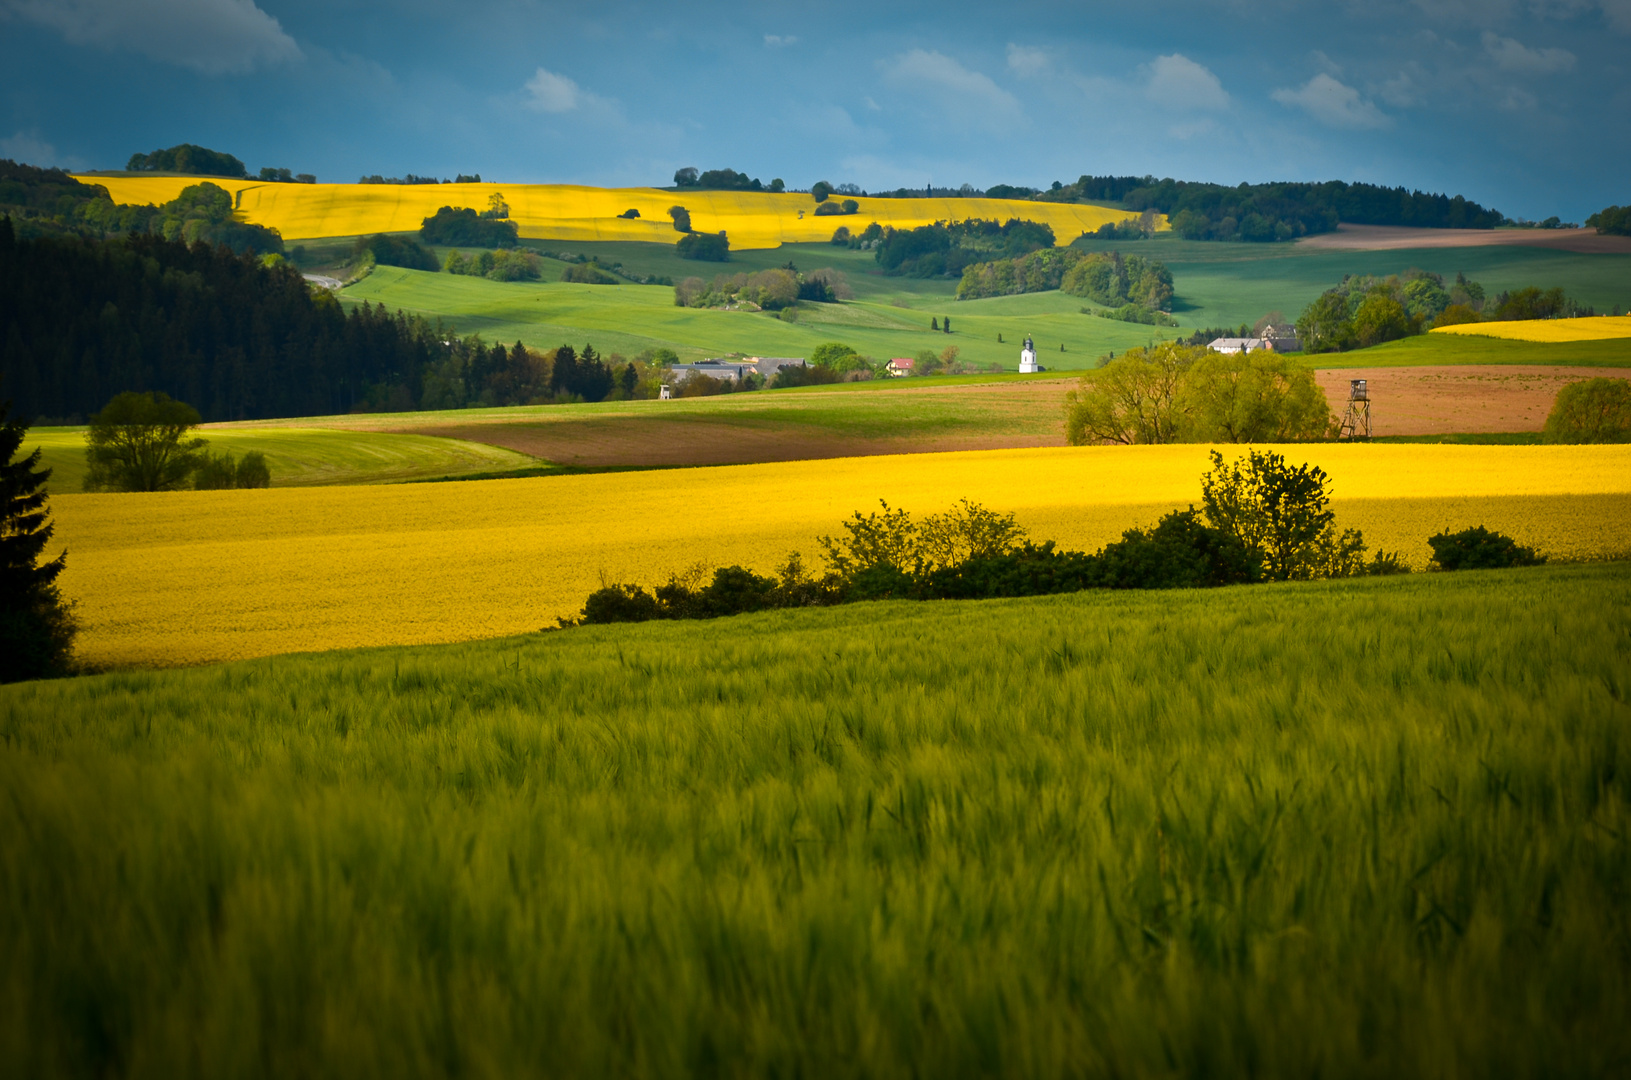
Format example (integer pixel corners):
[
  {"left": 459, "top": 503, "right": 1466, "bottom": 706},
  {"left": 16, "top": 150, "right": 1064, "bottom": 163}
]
[
  {"left": 931, "top": 317, "right": 939, "bottom": 330},
  {"left": 1, "top": 394, "right": 77, "bottom": 681}
]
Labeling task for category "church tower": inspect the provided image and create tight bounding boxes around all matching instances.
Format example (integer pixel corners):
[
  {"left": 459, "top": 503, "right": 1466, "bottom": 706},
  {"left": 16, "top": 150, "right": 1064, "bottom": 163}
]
[{"left": 1019, "top": 334, "right": 1039, "bottom": 373}]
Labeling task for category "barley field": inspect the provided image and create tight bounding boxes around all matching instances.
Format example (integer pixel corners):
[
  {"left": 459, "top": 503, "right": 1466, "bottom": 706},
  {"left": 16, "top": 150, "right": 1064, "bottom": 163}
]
[
  {"left": 2, "top": 563, "right": 1627, "bottom": 1078},
  {"left": 1432, "top": 315, "right": 1631, "bottom": 343},
  {"left": 80, "top": 176, "right": 1150, "bottom": 250},
  {"left": 46, "top": 444, "right": 1631, "bottom": 669}
]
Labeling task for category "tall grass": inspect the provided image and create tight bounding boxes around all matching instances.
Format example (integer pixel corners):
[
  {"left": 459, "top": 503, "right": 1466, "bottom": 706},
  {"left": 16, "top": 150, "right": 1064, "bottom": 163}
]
[{"left": 3, "top": 565, "right": 1628, "bottom": 1077}]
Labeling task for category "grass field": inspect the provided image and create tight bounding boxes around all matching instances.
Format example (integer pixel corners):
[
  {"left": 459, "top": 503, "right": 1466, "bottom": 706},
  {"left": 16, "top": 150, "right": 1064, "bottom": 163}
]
[
  {"left": 23, "top": 426, "right": 541, "bottom": 493},
  {"left": 337, "top": 235, "right": 1631, "bottom": 371},
  {"left": 3, "top": 563, "right": 1628, "bottom": 1077},
  {"left": 43, "top": 443, "right": 1631, "bottom": 669}
]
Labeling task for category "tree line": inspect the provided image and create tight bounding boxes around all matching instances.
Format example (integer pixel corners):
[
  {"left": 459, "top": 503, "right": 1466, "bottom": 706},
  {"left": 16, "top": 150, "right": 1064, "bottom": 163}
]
[
  {"left": 0, "top": 221, "right": 656, "bottom": 420},
  {"left": 873, "top": 219, "right": 1057, "bottom": 278}
]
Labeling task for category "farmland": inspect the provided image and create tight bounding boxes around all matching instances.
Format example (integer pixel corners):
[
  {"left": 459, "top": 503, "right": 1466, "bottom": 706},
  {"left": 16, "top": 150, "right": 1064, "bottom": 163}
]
[
  {"left": 43, "top": 443, "right": 1631, "bottom": 669},
  {"left": 80, "top": 175, "right": 1149, "bottom": 250},
  {"left": 1432, "top": 315, "right": 1631, "bottom": 343},
  {"left": 335, "top": 236, "right": 1631, "bottom": 372},
  {"left": 3, "top": 562, "right": 1628, "bottom": 1077}
]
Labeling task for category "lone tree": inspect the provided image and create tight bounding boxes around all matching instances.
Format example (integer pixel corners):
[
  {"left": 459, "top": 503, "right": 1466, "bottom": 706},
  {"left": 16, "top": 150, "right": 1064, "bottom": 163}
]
[
  {"left": 667, "top": 205, "right": 692, "bottom": 233},
  {"left": 2, "top": 394, "right": 77, "bottom": 681},
  {"left": 83, "top": 391, "right": 210, "bottom": 492}
]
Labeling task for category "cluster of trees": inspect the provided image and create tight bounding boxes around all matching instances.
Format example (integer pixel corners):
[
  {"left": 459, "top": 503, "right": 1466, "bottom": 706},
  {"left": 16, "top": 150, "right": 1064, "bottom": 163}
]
[
  {"left": 419, "top": 205, "right": 519, "bottom": 247},
  {"left": 446, "top": 248, "right": 543, "bottom": 281},
  {"left": 676, "top": 232, "right": 730, "bottom": 261},
  {"left": 1, "top": 163, "right": 283, "bottom": 255},
  {"left": 353, "top": 234, "right": 439, "bottom": 272},
  {"left": 257, "top": 168, "right": 315, "bottom": 184},
  {"left": 569, "top": 451, "right": 1409, "bottom": 627},
  {"left": 80, "top": 391, "right": 270, "bottom": 492},
  {"left": 560, "top": 261, "right": 620, "bottom": 285},
  {"left": 360, "top": 174, "right": 449, "bottom": 185},
  {"left": 0, "top": 223, "right": 496, "bottom": 421},
  {"left": 1587, "top": 205, "right": 1631, "bottom": 236},
  {"left": 1295, "top": 270, "right": 1594, "bottom": 352},
  {"left": 126, "top": 144, "right": 247, "bottom": 178},
  {"left": 1065, "top": 343, "right": 1332, "bottom": 445},
  {"left": 673, "top": 267, "right": 850, "bottom": 310},
  {"left": 875, "top": 219, "right": 1057, "bottom": 278},
  {"left": 672, "top": 168, "right": 785, "bottom": 193},
  {"left": 955, "top": 247, "right": 1173, "bottom": 310},
  {"left": 830, "top": 222, "right": 884, "bottom": 248},
  {"left": 1031, "top": 175, "right": 1505, "bottom": 241}
]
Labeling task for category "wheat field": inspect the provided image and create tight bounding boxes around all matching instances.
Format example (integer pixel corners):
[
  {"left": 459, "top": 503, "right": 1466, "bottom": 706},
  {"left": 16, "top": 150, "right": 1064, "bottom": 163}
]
[
  {"left": 79, "top": 176, "right": 1152, "bottom": 250},
  {"left": 45, "top": 443, "right": 1631, "bottom": 669}
]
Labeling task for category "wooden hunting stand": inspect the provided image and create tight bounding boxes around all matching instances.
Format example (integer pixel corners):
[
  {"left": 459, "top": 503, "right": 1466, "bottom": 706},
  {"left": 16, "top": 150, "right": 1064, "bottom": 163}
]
[{"left": 1339, "top": 379, "right": 1371, "bottom": 440}]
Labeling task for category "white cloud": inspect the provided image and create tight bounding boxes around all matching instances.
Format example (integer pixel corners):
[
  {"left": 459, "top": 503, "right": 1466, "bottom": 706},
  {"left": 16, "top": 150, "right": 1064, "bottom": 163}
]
[
  {"left": 764, "top": 34, "right": 797, "bottom": 47},
  {"left": 1145, "top": 54, "right": 1229, "bottom": 110},
  {"left": 1603, "top": 0, "right": 1631, "bottom": 32},
  {"left": 1271, "top": 73, "right": 1391, "bottom": 128},
  {"left": 880, "top": 49, "right": 1023, "bottom": 130},
  {"left": 1481, "top": 30, "right": 1577, "bottom": 72},
  {"left": 524, "top": 67, "right": 581, "bottom": 113},
  {"left": 1006, "top": 44, "right": 1049, "bottom": 77},
  {"left": 1, "top": 0, "right": 299, "bottom": 74}
]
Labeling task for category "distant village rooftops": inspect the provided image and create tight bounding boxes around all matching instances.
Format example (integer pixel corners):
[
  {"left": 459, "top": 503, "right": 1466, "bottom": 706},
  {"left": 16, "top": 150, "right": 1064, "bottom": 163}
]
[
  {"left": 668, "top": 356, "right": 807, "bottom": 382},
  {"left": 1208, "top": 330, "right": 1301, "bottom": 355}
]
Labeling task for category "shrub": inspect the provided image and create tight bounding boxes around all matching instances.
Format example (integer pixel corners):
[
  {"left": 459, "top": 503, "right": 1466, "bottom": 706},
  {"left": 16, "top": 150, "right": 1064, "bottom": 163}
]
[
  {"left": 235, "top": 451, "right": 271, "bottom": 489},
  {"left": 192, "top": 452, "right": 238, "bottom": 490},
  {"left": 1428, "top": 526, "right": 1545, "bottom": 570},
  {"left": 561, "top": 263, "right": 620, "bottom": 285},
  {"left": 353, "top": 234, "right": 439, "bottom": 272},
  {"left": 1541, "top": 378, "right": 1631, "bottom": 444},
  {"left": 1092, "top": 509, "right": 1261, "bottom": 589}
]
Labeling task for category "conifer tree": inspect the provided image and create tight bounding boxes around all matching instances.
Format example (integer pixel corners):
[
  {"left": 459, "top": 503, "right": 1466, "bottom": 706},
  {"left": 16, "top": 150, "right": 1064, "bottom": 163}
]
[{"left": 1, "top": 393, "right": 77, "bottom": 681}]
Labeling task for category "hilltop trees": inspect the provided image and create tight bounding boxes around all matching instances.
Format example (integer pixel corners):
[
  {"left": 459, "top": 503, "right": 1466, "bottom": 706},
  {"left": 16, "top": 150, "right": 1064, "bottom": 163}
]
[
  {"left": 419, "top": 206, "right": 519, "bottom": 247},
  {"left": 1586, "top": 205, "right": 1630, "bottom": 236},
  {"left": 1, "top": 395, "right": 76, "bottom": 682},
  {"left": 126, "top": 144, "right": 247, "bottom": 178},
  {"left": 676, "top": 231, "right": 729, "bottom": 261}
]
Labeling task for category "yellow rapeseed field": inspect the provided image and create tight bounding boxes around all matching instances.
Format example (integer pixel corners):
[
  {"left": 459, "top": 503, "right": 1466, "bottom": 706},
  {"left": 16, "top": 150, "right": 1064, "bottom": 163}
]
[
  {"left": 46, "top": 444, "right": 1631, "bottom": 669},
  {"left": 77, "top": 176, "right": 1154, "bottom": 250},
  {"left": 1431, "top": 315, "right": 1631, "bottom": 343}
]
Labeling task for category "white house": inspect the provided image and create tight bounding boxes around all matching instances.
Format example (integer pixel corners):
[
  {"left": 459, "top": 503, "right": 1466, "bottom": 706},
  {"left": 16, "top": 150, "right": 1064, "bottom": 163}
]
[
  {"left": 1210, "top": 332, "right": 1302, "bottom": 355},
  {"left": 886, "top": 357, "right": 915, "bottom": 377}
]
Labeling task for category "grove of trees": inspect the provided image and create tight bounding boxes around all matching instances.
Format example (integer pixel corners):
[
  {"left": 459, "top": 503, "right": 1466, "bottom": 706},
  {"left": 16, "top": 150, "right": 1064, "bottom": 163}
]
[
  {"left": 1585, "top": 206, "right": 1630, "bottom": 236},
  {"left": 126, "top": 144, "right": 247, "bottom": 178},
  {"left": 1065, "top": 343, "right": 1333, "bottom": 445},
  {"left": 676, "top": 232, "right": 730, "bottom": 261},
  {"left": 419, "top": 206, "right": 519, "bottom": 247}
]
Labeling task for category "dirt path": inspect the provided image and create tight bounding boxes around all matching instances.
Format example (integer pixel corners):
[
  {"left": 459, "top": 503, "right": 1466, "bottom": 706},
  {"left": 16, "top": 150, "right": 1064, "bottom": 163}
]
[
  {"left": 1314, "top": 365, "right": 1630, "bottom": 435},
  {"left": 1297, "top": 224, "right": 1631, "bottom": 254}
]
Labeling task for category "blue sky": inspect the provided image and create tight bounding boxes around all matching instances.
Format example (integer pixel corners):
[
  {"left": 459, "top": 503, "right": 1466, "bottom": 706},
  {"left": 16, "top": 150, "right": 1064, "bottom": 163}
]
[{"left": 1, "top": 0, "right": 1626, "bottom": 221}]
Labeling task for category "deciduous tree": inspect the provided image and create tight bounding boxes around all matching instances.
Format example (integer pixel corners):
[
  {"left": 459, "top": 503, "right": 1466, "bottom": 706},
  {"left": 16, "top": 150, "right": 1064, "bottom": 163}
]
[{"left": 83, "top": 392, "right": 209, "bottom": 492}]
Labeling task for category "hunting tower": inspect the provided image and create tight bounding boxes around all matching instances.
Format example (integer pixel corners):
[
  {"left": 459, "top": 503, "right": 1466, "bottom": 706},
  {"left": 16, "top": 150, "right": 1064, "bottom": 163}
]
[{"left": 1339, "top": 379, "right": 1371, "bottom": 440}]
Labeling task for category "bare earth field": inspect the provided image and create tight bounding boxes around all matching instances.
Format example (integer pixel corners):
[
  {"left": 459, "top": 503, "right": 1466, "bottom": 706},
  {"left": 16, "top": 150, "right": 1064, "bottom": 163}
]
[
  {"left": 1298, "top": 223, "right": 1631, "bottom": 254},
  {"left": 366, "top": 366, "right": 1629, "bottom": 467},
  {"left": 1313, "top": 365, "right": 1631, "bottom": 436}
]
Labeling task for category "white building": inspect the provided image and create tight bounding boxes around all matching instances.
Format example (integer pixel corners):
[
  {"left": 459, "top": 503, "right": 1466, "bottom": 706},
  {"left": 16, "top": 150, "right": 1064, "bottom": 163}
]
[
  {"left": 1019, "top": 334, "right": 1039, "bottom": 373},
  {"left": 1209, "top": 332, "right": 1302, "bottom": 355}
]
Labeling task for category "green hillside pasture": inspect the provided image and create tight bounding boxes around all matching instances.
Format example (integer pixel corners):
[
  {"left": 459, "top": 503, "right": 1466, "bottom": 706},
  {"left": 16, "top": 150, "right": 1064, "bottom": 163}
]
[
  {"left": 2, "top": 564, "right": 1627, "bottom": 1076},
  {"left": 24, "top": 426, "right": 540, "bottom": 492},
  {"left": 1326, "top": 333, "right": 1631, "bottom": 368},
  {"left": 341, "top": 265, "right": 1160, "bottom": 372},
  {"left": 348, "top": 236, "right": 1631, "bottom": 372}
]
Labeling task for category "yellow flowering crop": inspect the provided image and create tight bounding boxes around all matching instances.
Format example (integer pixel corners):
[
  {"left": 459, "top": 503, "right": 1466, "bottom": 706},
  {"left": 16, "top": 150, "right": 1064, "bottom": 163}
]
[
  {"left": 1431, "top": 316, "right": 1631, "bottom": 343},
  {"left": 47, "top": 444, "right": 1631, "bottom": 669},
  {"left": 78, "top": 177, "right": 1156, "bottom": 251}
]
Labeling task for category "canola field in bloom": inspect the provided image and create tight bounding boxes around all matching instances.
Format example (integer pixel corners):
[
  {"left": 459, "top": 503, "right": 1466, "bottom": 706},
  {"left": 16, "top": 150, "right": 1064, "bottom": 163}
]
[
  {"left": 47, "top": 444, "right": 1631, "bottom": 669},
  {"left": 1432, "top": 315, "right": 1631, "bottom": 343},
  {"left": 80, "top": 176, "right": 1151, "bottom": 250}
]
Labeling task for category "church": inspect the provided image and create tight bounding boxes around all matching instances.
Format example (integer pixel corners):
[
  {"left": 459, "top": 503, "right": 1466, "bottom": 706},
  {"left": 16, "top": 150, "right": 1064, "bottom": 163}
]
[{"left": 1019, "top": 335, "right": 1042, "bottom": 374}]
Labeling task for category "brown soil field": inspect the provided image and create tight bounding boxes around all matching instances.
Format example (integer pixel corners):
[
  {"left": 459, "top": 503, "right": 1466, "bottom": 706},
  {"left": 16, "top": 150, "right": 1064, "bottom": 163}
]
[
  {"left": 372, "top": 367, "right": 1627, "bottom": 467},
  {"left": 1297, "top": 223, "right": 1631, "bottom": 254},
  {"left": 1314, "top": 365, "right": 1631, "bottom": 436}
]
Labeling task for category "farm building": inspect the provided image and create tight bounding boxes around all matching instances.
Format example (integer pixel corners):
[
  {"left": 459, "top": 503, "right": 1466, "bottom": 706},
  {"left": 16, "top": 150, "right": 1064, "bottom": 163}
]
[
  {"left": 886, "top": 357, "right": 915, "bottom": 377},
  {"left": 669, "top": 356, "right": 807, "bottom": 383},
  {"left": 1208, "top": 332, "right": 1302, "bottom": 355}
]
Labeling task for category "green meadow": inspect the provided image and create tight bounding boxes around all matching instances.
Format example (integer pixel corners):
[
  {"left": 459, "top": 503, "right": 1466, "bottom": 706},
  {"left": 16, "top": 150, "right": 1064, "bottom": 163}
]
[
  {"left": 334, "top": 234, "right": 1631, "bottom": 371},
  {"left": 3, "top": 564, "right": 1628, "bottom": 1077},
  {"left": 23, "top": 426, "right": 541, "bottom": 493}
]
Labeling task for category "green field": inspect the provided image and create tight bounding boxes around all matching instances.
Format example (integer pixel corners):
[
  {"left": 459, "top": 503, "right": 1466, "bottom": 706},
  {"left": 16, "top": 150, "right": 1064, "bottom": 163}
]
[
  {"left": 24, "top": 426, "right": 542, "bottom": 493},
  {"left": 3, "top": 564, "right": 1627, "bottom": 1076},
  {"left": 335, "top": 234, "right": 1631, "bottom": 372}
]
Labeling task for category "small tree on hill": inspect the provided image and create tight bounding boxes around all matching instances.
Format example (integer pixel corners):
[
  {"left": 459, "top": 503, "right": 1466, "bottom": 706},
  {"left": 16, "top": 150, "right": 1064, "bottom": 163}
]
[
  {"left": 668, "top": 205, "right": 692, "bottom": 233},
  {"left": 83, "top": 391, "right": 209, "bottom": 492},
  {"left": 2, "top": 395, "right": 77, "bottom": 681}
]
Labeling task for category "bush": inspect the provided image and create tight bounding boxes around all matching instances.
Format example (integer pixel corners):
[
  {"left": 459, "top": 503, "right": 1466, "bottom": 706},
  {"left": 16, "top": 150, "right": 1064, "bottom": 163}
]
[
  {"left": 1427, "top": 527, "right": 1545, "bottom": 570},
  {"left": 676, "top": 232, "right": 729, "bottom": 261},
  {"left": 354, "top": 234, "right": 439, "bottom": 271},
  {"left": 1092, "top": 509, "right": 1261, "bottom": 589},
  {"left": 192, "top": 452, "right": 238, "bottom": 490},
  {"left": 1541, "top": 379, "right": 1631, "bottom": 444},
  {"left": 236, "top": 451, "right": 271, "bottom": 488},
  {"left": 561, "top": 263, "right": 620, "bottom": 285}
]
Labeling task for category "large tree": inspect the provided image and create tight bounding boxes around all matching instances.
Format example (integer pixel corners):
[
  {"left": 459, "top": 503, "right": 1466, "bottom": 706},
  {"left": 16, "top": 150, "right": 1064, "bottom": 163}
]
[
  {"left": 1064, "top": 343, "right": 1199, "bottom": 445},
  {"left": 1, "top": 394, "right": 76, "bottom": 681},
  {"left": 83, "top": 391, "right": 209, "bottom": 492}
]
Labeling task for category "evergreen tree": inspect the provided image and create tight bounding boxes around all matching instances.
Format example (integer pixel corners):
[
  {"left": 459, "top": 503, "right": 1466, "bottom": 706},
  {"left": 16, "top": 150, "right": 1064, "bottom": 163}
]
[{"left": 1, "top": 393, "right": 77, "bottom": 681}]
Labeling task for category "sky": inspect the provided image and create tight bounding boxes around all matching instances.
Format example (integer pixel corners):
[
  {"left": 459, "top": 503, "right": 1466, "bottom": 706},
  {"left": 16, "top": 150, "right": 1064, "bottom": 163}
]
[{"left": 1, "top": 0, "right": 1626, "bottom": 221}]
